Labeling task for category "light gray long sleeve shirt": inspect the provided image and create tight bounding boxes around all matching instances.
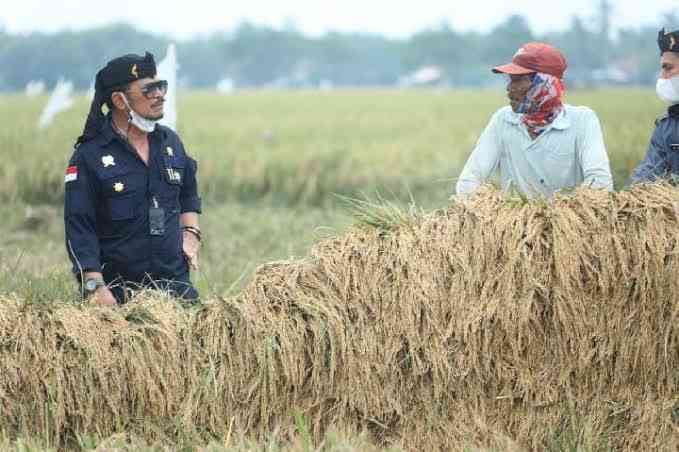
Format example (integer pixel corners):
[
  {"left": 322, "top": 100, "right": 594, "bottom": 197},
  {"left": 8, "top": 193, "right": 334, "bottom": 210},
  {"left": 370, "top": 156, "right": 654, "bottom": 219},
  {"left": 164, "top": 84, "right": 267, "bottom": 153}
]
[{"left": 455, "top": 104, "right": 614, "bottom": 199}]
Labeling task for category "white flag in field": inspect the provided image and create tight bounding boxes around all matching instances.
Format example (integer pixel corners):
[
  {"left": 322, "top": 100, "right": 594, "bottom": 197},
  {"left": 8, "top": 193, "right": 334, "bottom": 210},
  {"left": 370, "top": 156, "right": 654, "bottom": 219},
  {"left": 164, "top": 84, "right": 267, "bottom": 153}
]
[
  {"left": 157, "top": 43, "right": 177, "bottom": 131},
  {"left": 38, "top": 79, "right": 74, "bottom": 129},
  {"left": 25, "top": 80, "right": 45, "bottom": 97},
  {"left": 216, "top": 77, "right": 235, "bottom": 94}
]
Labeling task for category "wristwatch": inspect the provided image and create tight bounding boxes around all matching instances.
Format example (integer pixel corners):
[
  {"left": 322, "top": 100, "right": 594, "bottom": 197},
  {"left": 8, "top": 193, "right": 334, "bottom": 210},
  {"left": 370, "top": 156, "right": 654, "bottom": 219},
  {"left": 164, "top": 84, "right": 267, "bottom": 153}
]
[{"left": 83, "top": 277, "right": 106, "bottom": 297}]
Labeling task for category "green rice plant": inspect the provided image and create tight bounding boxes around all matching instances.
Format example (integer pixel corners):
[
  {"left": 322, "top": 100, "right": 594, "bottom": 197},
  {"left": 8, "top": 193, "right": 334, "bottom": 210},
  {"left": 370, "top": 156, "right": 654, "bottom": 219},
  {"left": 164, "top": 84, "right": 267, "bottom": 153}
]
[
  {"left": 1, "top": 88, "right": 661, "bottom": 208},
  {"left": 336, "top": 191, "right": 421, "bottom": 233}
]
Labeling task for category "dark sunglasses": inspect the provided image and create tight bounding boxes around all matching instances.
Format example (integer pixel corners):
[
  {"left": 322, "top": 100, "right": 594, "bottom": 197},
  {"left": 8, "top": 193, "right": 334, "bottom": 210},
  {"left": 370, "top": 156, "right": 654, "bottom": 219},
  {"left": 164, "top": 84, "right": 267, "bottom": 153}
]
[{"left": 140, "top": 80, "right": 168, "bottom": 98}]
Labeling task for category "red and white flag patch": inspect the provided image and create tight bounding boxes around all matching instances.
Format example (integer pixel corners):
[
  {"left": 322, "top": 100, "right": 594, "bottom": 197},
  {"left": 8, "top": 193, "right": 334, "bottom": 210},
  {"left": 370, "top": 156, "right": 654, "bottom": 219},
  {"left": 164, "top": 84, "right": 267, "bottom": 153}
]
[{"left": 64, "top": 165, "right": 78, "bottom": 183}]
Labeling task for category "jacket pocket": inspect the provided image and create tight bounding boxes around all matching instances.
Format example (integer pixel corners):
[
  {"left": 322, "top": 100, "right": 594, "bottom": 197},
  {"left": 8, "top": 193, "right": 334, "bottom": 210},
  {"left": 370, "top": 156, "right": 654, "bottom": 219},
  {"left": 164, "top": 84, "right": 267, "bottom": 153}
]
[
  {"left": 99, "top": 191, "right": 141, "bottom": 239},
  {"left": 108, "top": 194, "right": 137, "bottom": 221}
]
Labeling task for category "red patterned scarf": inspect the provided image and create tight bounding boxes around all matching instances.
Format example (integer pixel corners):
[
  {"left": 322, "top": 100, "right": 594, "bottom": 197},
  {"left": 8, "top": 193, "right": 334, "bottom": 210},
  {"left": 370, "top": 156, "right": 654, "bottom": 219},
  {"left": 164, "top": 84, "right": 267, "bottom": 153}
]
[{"left": 516, "top": 73, "right": 565, "bottom": 138}]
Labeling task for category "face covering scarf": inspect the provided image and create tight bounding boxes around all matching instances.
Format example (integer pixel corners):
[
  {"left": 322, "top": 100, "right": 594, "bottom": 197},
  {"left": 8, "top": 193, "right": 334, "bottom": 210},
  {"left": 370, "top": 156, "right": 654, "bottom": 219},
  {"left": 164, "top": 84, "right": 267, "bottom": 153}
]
[
  {"left": 516, "top": 72, "right": 565, "bottom": 138},
  {"left": 656, "top": 76, "right": 679, "bottom": 105}
]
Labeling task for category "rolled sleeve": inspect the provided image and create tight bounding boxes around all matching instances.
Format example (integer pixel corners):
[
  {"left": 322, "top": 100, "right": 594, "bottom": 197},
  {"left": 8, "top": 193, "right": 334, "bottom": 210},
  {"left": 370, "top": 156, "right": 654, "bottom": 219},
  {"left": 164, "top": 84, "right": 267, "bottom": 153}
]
[
  {"left": 64, "top": 151, "right": 101, "bottom": 275},
  {"left": 627, "top": 127, "right": 668, "bottom": 186},
  {"left": 180, "top": 156, "right": 202, "bottom": 214},
  {"left": 577, "top": 108, "right": 613, "bottom": 190},
  {"left": 455, "top": 111, "right": 502, "bottom": 198}
]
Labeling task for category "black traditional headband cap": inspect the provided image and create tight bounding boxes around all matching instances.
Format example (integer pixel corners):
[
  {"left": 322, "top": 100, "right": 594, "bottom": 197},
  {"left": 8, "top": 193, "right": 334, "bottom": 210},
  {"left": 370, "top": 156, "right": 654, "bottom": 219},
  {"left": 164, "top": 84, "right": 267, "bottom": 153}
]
[
  {"left": 658, "top": 28, "right": 679, "bottom": 54},
  {"left": 95, "top": 52, "right": 157, "bottom": 93},
  {"left": 76, "top": 52, "right": 157, "bottom": 146}
]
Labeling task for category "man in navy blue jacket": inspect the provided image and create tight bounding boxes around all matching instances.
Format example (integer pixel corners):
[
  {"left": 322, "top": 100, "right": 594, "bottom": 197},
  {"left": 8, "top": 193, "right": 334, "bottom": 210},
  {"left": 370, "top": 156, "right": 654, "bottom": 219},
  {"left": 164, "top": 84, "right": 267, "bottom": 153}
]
[
  {"left": 64, "top": 52, "right": 202, "bottom": 305},
  {"left": 628, "top": 29, "right": 679, "bottom": 184}
]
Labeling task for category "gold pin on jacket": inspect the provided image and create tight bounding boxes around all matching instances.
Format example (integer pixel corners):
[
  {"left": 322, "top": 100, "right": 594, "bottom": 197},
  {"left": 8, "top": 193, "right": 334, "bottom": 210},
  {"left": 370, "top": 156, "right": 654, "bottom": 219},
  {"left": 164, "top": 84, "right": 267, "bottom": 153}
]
[{"left": 113, "top": 182, "right": 124, "bottom": 192}]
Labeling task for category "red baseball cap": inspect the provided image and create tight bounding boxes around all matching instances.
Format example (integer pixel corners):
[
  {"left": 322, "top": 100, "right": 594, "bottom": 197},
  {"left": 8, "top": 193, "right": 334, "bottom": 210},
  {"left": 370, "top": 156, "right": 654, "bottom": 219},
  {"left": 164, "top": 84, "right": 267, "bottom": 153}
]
[{"left": 492, "top": 43, "right": 567, "bottom": 79}]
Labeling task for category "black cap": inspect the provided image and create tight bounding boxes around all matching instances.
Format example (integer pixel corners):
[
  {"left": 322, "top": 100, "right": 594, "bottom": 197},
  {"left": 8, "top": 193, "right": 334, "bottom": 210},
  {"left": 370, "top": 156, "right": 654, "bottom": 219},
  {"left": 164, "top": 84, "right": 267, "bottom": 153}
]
[
  {"left": 95, "top": 52, "right": 156, "bottom": 93},
  {"left": 75, "top": 52, "right": 157, "bottom": 146},
  {"left": 658, "top": 28, "right": 679, "bottom": 54}
]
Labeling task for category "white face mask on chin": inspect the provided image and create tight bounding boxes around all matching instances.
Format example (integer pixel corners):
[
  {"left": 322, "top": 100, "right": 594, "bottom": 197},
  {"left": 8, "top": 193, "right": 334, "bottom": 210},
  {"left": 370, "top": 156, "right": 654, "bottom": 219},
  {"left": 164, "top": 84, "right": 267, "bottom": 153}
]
[
  {"left": 656, "top": 76, "right": 679, "bottom": 105},
  {"left": 121, "top": 94, "right": 159, "bottom": 133}
]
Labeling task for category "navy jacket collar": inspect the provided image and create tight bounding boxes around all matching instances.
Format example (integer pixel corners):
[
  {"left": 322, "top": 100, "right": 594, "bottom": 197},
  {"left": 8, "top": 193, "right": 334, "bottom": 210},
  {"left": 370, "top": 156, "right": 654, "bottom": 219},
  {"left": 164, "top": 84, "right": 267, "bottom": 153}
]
[{"left": 669, "top": 104, "right": 679, "bottom": 118}]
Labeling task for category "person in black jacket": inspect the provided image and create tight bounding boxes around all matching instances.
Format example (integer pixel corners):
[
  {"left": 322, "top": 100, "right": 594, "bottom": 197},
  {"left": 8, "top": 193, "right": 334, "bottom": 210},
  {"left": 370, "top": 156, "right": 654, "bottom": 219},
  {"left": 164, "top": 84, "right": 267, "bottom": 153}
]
[
  {"left": 628, "top": 29, "right": 679, "bottom": 185},
  {"left": 64, "top": 52, "right": 202, "bottom": 305}
]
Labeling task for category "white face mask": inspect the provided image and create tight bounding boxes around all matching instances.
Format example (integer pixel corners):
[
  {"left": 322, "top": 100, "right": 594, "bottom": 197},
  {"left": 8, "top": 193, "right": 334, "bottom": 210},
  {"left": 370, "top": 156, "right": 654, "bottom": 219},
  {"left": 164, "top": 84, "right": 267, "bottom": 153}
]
[
  {"left": 121, "top": 94, "right": 159, "bottom": 133},
  {"left": 656, "top": 76, "right": 679, "bottom": 105}
]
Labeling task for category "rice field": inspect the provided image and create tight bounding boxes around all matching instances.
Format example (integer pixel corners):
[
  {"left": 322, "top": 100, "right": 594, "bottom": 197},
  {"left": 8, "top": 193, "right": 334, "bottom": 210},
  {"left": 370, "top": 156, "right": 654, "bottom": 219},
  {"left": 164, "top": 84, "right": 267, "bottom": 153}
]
[{"left": 0, "top": 88, "right": 672, "bottom": 450}]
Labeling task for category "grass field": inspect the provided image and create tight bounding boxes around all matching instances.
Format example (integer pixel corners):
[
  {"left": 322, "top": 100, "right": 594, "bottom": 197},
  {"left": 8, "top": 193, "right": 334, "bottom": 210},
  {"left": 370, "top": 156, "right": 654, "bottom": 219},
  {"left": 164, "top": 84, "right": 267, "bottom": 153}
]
[{"left": 0, "top": 88, "right": 667, "bottom": 450}]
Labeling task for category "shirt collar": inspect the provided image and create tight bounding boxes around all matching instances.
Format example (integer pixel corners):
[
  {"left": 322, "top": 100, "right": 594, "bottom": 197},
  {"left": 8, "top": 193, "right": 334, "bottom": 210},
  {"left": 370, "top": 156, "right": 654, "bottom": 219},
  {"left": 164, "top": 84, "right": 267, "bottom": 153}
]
[
  {"left": 669, "top": 104, "right": 679, "bottom": 118},
  {"left": 503, "top": 106, "right": 571, "bottom": 131}
]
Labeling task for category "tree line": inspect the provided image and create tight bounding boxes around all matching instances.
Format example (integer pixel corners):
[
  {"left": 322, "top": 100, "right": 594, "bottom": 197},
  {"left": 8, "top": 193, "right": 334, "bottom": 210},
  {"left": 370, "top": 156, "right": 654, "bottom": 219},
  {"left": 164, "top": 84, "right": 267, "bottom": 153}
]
[{"left": 0, "top": 11, "right": 676, "bottom": 91}]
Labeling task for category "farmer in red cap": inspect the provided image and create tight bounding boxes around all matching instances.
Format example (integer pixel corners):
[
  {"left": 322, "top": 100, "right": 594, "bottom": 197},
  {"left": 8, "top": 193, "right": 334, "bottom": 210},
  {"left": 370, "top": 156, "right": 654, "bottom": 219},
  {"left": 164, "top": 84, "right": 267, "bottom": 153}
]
[{"left": 455, "top": 43, "right": 613, "bottom": 199}]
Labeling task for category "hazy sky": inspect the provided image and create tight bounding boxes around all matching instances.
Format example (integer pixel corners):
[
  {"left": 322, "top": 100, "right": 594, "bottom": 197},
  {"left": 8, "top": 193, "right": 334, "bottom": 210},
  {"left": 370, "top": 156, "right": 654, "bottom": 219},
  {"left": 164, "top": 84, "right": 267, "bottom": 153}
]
[{"left": 1, "top": 0, "right": 677, "bottom": 38}]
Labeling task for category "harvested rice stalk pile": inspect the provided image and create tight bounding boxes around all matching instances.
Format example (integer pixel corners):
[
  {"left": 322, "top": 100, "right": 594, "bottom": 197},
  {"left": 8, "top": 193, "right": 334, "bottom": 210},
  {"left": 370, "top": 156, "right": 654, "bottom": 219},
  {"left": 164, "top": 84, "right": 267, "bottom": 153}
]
[{"left": 2, "top": 185, "right": 679, "bottom": 451}]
